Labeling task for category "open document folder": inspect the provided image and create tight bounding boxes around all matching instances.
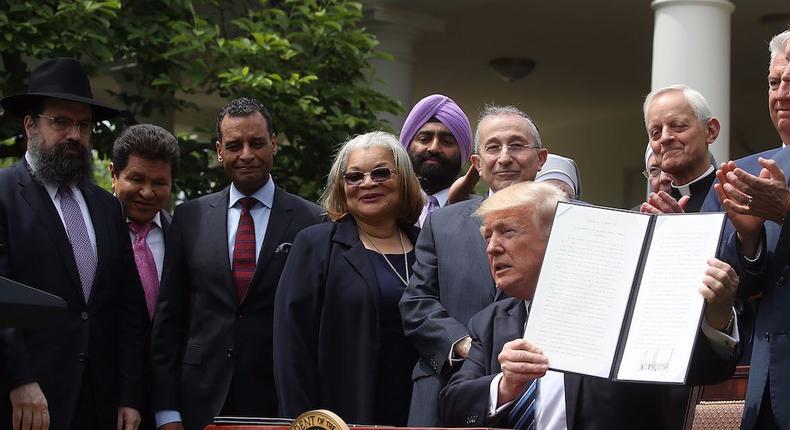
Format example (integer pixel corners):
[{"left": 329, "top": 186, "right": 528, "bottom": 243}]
[{"left": 523, "top": 201, "right": 725, "bottom": 384}]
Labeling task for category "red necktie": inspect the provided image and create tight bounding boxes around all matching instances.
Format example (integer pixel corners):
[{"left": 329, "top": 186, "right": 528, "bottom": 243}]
[{"left": 232, "top": 197, "right": 257, "bottom": 301}]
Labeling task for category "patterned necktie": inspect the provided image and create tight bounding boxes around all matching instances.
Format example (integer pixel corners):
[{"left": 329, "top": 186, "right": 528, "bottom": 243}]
[
  {"left": 418, "top": 194, "right": 440, "bottom": 226},
  {"left": 58, "top": 186, "right": 96, "bottom": 302},
  {"left": 507, "top": 378, "right": 539, "bottom": 430},
  {"left": 232, "top": 197, "right": 257, "bottom": 302},
  {"left": 129, "top": 221, "right": 158, "bottom": 319}
]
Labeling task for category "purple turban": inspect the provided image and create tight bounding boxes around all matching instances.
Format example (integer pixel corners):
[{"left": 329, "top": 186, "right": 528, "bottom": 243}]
[{"left": 399, "top": 94, "right": 473, "bottom": 162}]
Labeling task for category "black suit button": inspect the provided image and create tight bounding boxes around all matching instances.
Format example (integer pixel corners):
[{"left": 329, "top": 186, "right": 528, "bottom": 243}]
[
  {"left": 778, "top": 274, "right": 785, "bottom": 287},
  {"left": 765, "top": 332, "right": 771, "bottom": 341},
  {"left": 78, "top": 352, "right": 89, "bottom": 362},
  {"left": 237, "top": 313, "right": 243, "bottom": 319},
  {"left": 227, "top": 347, "right": 234, "bottom": 357},
  {"left": 80, "top": 312, "right": 88, "bottom": 320}
]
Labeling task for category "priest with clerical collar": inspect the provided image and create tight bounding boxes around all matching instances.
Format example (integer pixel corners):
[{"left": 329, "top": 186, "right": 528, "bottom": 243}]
[{"left": 640, "top": 84, "right": 721, "bottom": 214}]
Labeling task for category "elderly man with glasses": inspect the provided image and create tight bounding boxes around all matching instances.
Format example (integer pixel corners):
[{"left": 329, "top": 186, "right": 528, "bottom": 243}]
[{"left": 399, "top": 105, "right": 548, "bottom": 426}]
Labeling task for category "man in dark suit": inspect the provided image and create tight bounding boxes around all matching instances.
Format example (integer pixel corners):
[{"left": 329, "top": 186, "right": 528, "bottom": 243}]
[
  {"left": 713, "top": 29, "right": 790, "bottom": 429},
  {"left": 440, "top": 181, "right": 740, "bottom": 429},
  {"left": 150, "top": 97, "right": 322, "bottom": 430},
  {"left": 399, "top": 105, "right": 548, "bottom": 426},
  {"left": 109, "top": 124, "right": 180, "bottom": 319},
  {"left": 0, "top": 58, "right": 149, "bottom": 430}
]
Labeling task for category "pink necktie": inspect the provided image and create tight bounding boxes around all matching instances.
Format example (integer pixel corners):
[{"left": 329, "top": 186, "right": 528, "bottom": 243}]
[{"left": 129, "top": 222, "right": 159, "bottom": 319}]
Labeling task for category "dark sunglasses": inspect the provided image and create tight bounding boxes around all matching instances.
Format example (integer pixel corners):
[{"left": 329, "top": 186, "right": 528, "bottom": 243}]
[{"left": 343, "top": 167, "right": 397, "bottom": 185}]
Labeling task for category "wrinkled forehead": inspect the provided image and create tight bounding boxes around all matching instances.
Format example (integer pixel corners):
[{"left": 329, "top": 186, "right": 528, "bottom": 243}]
[{"left": 479, "top": 114, "right": 535, "bottom": 143}]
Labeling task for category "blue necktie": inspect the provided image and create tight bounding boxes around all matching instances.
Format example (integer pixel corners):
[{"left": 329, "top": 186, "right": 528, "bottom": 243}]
[{"left": 507, "top": 378, "right": 538, "bottom": 430}]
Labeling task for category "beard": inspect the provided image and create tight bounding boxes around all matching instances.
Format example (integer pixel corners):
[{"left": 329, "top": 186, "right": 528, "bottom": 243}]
[
  {"left": 411, "top": 152, "right": 462, "bottom": 195},
  {"left": 28, "top": 134, "right": 93, "bottom": 189}
]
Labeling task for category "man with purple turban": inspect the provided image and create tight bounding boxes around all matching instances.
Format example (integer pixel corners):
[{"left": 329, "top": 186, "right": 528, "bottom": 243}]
[{"left": 399, "top": 94, "right": 473, "bottom": 226}]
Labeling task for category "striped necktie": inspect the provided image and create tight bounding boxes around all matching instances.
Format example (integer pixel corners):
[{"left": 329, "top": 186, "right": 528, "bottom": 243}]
[
  {"left": 232, "top": 197, "right": 257, "bottom": 301},
  {"left": 507, "top": 378, "right": 538, "bottom": 430}
]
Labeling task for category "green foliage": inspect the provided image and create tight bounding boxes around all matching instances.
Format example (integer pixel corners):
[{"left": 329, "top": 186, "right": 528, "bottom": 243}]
[{"left": 0, "top": 0, "right": 401, "bottom": 200}]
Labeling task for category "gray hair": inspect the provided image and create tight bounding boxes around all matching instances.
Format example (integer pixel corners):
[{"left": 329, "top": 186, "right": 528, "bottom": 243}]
[
  {"left": 474, "top": 104, "right": 542, "bottom": 153},
  {"left": 643, "top": 84, "right": 713, "bottom": 129},
  {"left": 320, "top": 131, "right": 424, "bottom": 225},
  {"left": 769, "top": 29, "right": 790, "bottom": 66},
  {"left": 475, "top": 181, "right": 566, "bottom": 239}
]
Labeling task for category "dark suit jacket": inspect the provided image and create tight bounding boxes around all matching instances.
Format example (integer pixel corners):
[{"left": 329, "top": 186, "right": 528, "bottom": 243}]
[
  {"left": 732, "top": 146, "right": 790, "bottom": 429},
  {"left": 0, "top": 159, "right": 149, "bottom": 430},
  {"left": 399, "top": 197, "right": 498, "bottom": 426},
  {"left": 440, "top": 298, "right": 737, "bottom": 430},
  {"left": 274, "top": 216, "right": 420, "bottom": 424},
  {"left": 150, "top": 185, "right": 322, "bottom": 430}
]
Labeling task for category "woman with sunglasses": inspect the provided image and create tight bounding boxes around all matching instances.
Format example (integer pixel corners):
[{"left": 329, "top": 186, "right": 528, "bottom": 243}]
[{"left": 274, "top": 131, "right": 424, "bottom": 424}]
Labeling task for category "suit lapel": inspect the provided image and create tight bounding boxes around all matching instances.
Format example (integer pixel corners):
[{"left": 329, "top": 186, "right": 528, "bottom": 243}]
[
  {"left": 208, "top": 188, "right": 235, "bottom": 303},
  {"left": 466, "top": 199, "right": 496, "bottom": 298},
  {"left": 563, "top": 373, "right": 581, "bottom": 429},
  {"left": 247, "top": 187, "right": 291, "bottom": 297},
  {"left": 81, "top": 185, "right": 110, "bottom": 305},
  {"left": 14, "top": 161, "right": 83, "bottom": 299},
  {"left": 492, "top": 301, "right": 526, "bottom": 373},
  {"left": 337, "top": 217, "right": 381, "bottom": 316}
]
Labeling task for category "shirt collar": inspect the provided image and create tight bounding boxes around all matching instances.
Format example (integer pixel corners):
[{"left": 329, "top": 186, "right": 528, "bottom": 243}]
[
  {"left": 671, "top": 165, "right": 714, "bottom": 197},
  {"left": 228, "top": 176, "right": 275, "bottom": 209},
  {"left": 126, "top": 211, "right": 162, "bottom": 229},
  {"left": 431, "top": 187, "right": 450, "bottom": 208}
]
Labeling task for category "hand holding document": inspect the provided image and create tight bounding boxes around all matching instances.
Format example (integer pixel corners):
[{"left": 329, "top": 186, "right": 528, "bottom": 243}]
[{"left": 523, "top": 202, "right": 725, "bottom": 384}]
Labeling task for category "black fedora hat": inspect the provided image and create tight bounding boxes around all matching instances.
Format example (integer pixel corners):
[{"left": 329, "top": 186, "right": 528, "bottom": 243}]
[{"left": 0, "top": 58, "right": 120, "bottom": 121}]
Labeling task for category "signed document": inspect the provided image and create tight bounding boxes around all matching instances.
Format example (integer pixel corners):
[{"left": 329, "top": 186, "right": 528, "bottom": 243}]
[{"left": 523, "top": 201, "right": 725, "bottom": 384}]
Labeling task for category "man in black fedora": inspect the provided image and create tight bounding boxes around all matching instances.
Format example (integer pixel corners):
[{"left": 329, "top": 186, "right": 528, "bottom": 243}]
[{"left": 0, "top": 58, "right": 149, "bottom": 430}]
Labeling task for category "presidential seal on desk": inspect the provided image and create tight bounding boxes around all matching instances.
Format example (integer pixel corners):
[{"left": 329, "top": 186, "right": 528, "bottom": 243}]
[{"left": 291, "top": 410, "right": 349, "bottom": 430}]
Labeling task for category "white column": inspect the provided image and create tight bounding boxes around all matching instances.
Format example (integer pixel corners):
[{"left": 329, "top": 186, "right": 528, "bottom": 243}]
[
  {"left": 651, "top": 0, "right": 735, "bottom": 164},
  {"left": 363, "top": 5, "right": 444, "bottom": 130}
]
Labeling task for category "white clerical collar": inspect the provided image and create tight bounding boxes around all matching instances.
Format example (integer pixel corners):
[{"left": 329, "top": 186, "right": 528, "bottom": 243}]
[{"left": 671, "top": 165, "right": 714, "bottom": 197}]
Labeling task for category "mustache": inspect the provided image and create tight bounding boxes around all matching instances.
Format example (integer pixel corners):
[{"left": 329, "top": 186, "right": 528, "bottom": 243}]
[{"left": 413, "top": 152, "right": 450, "bottom": 164}]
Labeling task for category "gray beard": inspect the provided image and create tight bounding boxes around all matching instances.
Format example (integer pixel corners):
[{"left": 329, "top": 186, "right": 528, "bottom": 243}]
[{"left": 28, "top": 136, "right": 93, "bottom": 189}]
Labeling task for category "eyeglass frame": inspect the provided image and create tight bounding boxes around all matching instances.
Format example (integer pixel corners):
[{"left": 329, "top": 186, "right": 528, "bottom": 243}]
[
  {"left": 37, "top": 114, "right": 95, "bottom": 136},
  {"left": 480, "top": 142, "right": 540, "bottom": 157},
  {"left": 343, "top": 167, "right": 398, "bottom": 186},
  {"left": 642, "top": 166, "right": 662, "bottom": 179}
]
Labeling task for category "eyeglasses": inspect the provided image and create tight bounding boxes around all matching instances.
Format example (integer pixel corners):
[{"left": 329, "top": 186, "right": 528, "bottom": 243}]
[
  {"left": 481, "top": 142, "right": 538, "bottom": 157},
  {"left": 38, "top": 114, "right": 94, "bottom": 136},
  {"left": 642, "top": 167, "right": 662, "bottom": 179},
  {"left": 343, "top": 167, "right": 397, "bottom": 185}
]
